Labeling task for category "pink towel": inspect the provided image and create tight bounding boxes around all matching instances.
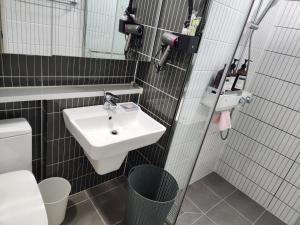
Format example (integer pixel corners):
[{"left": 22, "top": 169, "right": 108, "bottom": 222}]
[{"left": 212, "top": 111, "right": 231, "bottom": 131}]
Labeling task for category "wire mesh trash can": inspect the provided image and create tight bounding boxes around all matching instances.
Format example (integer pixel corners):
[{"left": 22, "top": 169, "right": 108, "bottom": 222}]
[
  {"left": 39, "top": 177, "right": 71, "bottom": 225},
  {"left": 125, "top": 165, "right": 179, "bottom": 225}
]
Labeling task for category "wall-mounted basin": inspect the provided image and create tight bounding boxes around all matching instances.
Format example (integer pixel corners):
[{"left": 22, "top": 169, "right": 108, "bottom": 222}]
[{"left": 63, "top": 102, "right": 166, "bottom": 175}]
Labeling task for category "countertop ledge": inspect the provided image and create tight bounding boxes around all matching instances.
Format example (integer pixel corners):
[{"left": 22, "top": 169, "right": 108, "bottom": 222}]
[{"left": 0, "top": 84, "right": 143, "bottom": 103}]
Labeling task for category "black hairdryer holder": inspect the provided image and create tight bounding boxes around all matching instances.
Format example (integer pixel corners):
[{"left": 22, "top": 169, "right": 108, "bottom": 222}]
[{"left": 172, "top": 33, "right": 202, "bottom": 54}]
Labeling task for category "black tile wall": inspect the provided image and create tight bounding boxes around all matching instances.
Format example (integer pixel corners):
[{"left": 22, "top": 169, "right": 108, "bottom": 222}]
[
  {"left": 44, "top": 94, "right": 138, "bottom": 194},
  {"left": 0, "top": 101, "right": 42, "bottom": 181},
  {"left": 0, "top": 54, "right": 136, "bottom": 87},
  {"left": 125, "top": 0, "right": 161, "bottom": 60},
  {"left": 0, "top": 0, "right": 209, "bottom": 195},
  {"left": 134, "top": 0, "right": 161, "bottom": 27},
  {"left": 158, "top": 0, "right": 207, "bottom": 32},
  {"left": 127, "top": 0, "right": 209, "bottom": 171}
]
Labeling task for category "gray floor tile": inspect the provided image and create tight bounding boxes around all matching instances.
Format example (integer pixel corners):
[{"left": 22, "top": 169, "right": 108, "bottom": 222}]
[
  {"left": 62, "top": 200, "right": 105, "bottom": 225},
  {"left": 225, "top": 190, "right": 265, "bottom": 222},
  {"left": 186, "top": 181, "right": 221, "bottom": 212},
  {"left": 200, "top": 172, "right": 236, "bottom": 198},
  {"left": 90, "top": 185, "right": 127, "bottom": 225},
  {"left": 193, "top": 215, "right": 216, "bottom": 225},
  {"left": 176, "top": 212, "right": 203, "bottom": 225},
  {"left": 86, "top": 176, "right": 126, "bottom": 198},
  {"left": 255, "top": 211, "right": 287, "bottom": 225},
  {"left": 207, "top": 202, "right": 251, "bottom": 225},
  {"left": 68, "top": 191, "right": 88, "bottom": 208},
  {"left": 181, "top": 197, "right": 203, "bottom": 214}
]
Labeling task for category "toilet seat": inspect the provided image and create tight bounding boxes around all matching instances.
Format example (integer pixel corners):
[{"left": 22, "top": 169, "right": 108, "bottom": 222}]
[{"left": 0, "top": 170, "right": 48, "bottom": 225}]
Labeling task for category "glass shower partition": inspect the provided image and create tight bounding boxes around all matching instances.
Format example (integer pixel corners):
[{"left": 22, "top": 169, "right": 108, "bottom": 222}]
[{"left": 163, "top": 0, "right": 256, "bottom": 224}]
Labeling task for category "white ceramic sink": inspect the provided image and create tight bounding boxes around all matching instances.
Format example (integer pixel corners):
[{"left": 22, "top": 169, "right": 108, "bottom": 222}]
[{"left": 63, "top": 102, "right": 166, "bottom": 175}]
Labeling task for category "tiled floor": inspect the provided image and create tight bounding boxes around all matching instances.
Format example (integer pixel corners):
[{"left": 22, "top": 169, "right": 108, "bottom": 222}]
[
  {"left": 62, "top": 173, "right": 286, "bottom": 225},
  {"left": 62, "top": 177, "right": 127, "bottom": 225},
  {"left": 176, "top": 172, "right": 287, "bottom": 225}
]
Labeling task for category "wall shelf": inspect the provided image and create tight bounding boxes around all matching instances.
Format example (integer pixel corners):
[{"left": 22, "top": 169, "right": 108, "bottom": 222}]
[{"left": 0, "top": 84, "right": 143, "bottom": 103}]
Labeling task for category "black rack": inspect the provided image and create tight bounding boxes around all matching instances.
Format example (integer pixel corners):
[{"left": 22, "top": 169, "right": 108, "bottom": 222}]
[{"left": 172, "top": 33, "right": 202, "bottom": 54}]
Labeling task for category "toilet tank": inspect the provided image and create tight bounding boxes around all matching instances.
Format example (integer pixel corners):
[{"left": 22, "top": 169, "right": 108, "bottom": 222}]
[{"left": 0, "top": 118, "right": 32, "bottom": 173}]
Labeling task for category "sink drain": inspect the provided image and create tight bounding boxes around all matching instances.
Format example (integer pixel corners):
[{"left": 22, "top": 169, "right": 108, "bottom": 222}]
[{"left": 111, "top": 130, "right": 118, "bottom": 135}]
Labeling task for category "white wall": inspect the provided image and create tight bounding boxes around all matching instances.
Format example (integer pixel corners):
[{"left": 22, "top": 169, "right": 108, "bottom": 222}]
[
  {"left": 84, "top": 0, "right": 128, "bottom": 59},
  {"left": 1, "top": 0, "right": 85, "bottom": 56},
  {"left": 165, "top": 1, "right": 254, "bottom": 222},
  {"left": 1, "top": 0, "right": 125, "bottom": 58},
  {"left": 1, "top": 0, "right": 53, "bottom": 55},
  {"left": 190, "top": 123, "right": 225, "bottom": 183},
  {"left": 190, "top": 0, "right": 282, "bottom": 184},
  {"left": 52, "top": 0, "right": 85, "bottom": 56},
  {"left": 164, "top": 0, "right": 254, "bottom": 189},
  {"left": 216, "top": 1, "right": 300, "bottom": 224}
]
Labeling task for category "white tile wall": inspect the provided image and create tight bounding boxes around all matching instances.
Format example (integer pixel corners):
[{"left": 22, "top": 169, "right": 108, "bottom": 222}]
[
  {"left": 217, "top": 1, "right": 300, "bottom": 224},
  {"left": 190, "top": 123, "right": 225, "bottom": 183},
  {"left": 1, "top": 0, "right": 85, "bottom": 56},
  {"left": 165, "top": 0, "right": 253, "bottom": 222},
  {"left": 0, "top": 0, "right": 126, "bottom": 58},
  {"left": 52, "top": 0, "right": 85, "bottom": 56},
  {"left": 1, "top": 0, "right": 52, "bottom": 55},
  {"left": 84, "top": 0, "right": 128, "bottom": 59},
  {"left": 165, "top": 0, "right": 253, "bottom": 188}
]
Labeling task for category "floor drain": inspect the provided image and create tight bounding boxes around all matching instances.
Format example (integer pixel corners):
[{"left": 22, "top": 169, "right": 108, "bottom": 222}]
[{"left": 111, "top": 130, "right": 118, "bottom": 135}]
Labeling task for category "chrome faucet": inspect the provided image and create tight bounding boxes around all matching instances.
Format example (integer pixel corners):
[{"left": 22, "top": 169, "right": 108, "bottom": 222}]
[{"left": 103, "top": 92, "right": 119, "bottom": 110}]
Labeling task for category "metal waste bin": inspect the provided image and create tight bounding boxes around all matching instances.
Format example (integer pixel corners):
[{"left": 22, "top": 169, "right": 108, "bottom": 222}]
[{"left": 125, "top": 165, "right": 179, "bottom": 225}]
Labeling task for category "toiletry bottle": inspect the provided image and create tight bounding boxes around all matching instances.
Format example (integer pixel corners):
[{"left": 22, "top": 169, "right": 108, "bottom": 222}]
[
  {"left": 232, "top": 59, "right": 248, "bottom": 91},
  {"left": 223, "top": 59, "right": 238, "bottom": 91},
  {"left": 213, "top": 65, "right": 226, "bottom": 89},
  {"left": 187, "top": 10, "right": 201, "bottom": 36},
  {"left": 213, "top": 59, "right": 238, "bottom": 90}
]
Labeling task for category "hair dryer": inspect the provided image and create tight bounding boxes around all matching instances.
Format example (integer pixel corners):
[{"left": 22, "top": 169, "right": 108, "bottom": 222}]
[
  {"left": 124, "top": 24, "right": 143, "bottom": 54},
  {"left": 157, "top": 32, "right": 180, "bottom": 72}
]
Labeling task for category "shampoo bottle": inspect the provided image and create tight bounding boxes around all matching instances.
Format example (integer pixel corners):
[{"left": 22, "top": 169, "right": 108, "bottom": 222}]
[
  {"left": 223, "top": 59, "right": 238, "bottom": 91},
  {"left": 232, "top": 59, "right": 248, "bottom": 91},
  {"left": 212, "top": 59, "right": 238, "bottom": 90}
]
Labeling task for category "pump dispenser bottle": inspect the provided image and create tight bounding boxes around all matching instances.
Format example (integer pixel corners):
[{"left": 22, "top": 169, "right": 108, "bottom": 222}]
[
  {"left": 232, "top": 59, "right": 248, "bottom": 91},
  {"left": 223, "top": 59, "right": 238, "bottom": 91},
  {"left": 213, "top": 59, "right": 238, "bottom": 90}
]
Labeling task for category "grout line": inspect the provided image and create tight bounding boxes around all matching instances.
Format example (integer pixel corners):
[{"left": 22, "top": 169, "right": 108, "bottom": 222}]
[
  {"left": 230, "top": 128, "right": 297, "bottom": 162},
  {"left": 224, "top": 142, "right": 299, "bottom": 189},
  {"left": 181, "top": 212, "right": 203, "bottom": 215},
  {"left": 139, "top": 105, "right": 171, "bottom": 126},
  {"left": 239, "top": 111, "right": 299, "bottom": 140},
  {"left": 88, "top": 194, "right": 108, "bottom": 225},
  {"left": 253, "top": 210, "right": 266, "bottom": 224},
  {"left": 67, "top": 198, "right": 89, "bottom": 209},
  {"left": 135, "top": 77, "right": 179, "bottom": 100},
  {"left": 84, "top": 178, "right": 127, "bottom": 225},
  {"left": 206, "top": 216, "right": 218, "bottom": 225},
  {"left": 204, "top": 200, "right": 226, "bottom": 215},
  {"left": 200, "top": 180, "right": 237, "bottom": 200},
  {"left": 184, "top": 184, "right": 240, "bottom": 225},
  {"left": 223, "top": 200, "right": 254, "bottom": 225},
  {"left": 191, "top": 214, "right": 218, "bottom": 225},
  {"left": 85, "top": 177, "right": 126, "bottom": 199}
]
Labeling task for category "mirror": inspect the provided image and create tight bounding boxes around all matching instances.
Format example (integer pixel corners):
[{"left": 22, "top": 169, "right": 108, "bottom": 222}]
[{"left": 0, "top": 0, "right": 153, "bottom": 60}]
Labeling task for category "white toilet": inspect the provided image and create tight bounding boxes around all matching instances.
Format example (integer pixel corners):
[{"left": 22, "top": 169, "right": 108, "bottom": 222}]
[{"left": 0, "top": 118, "right": 48, "bottom": 225}]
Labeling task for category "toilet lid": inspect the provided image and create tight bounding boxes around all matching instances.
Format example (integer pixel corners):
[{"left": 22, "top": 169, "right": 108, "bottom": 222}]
[{"left": 0, "top": 170, "right": 48, "bottom": 225}]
